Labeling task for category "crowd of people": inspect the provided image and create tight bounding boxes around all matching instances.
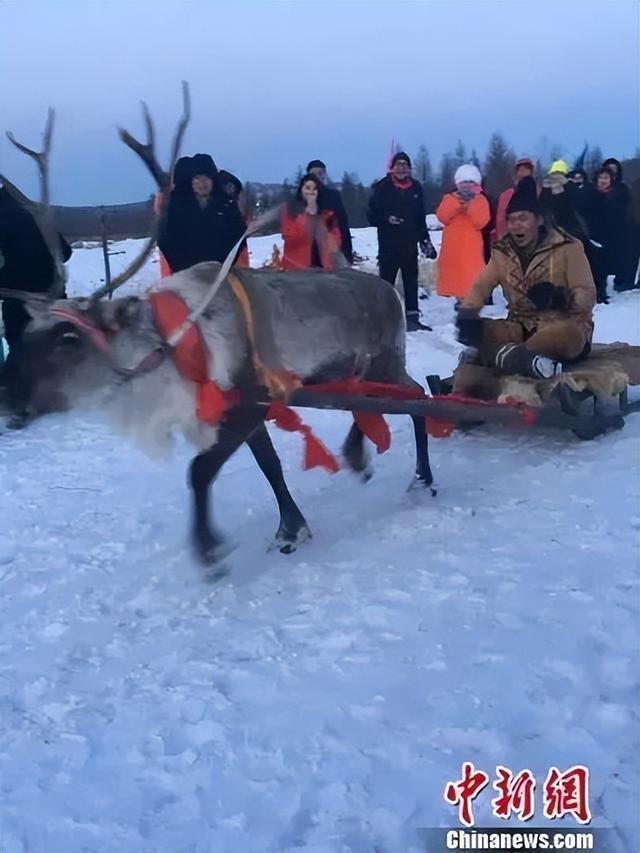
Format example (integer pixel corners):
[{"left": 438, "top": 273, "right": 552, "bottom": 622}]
[{"left": 0, "top": 145, "right": 638, "bottom": 422}]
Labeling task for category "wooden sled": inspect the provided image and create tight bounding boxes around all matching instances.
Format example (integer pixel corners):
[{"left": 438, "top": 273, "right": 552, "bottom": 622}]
[{"left": 283, "top": 343, "right": 640, "bottom": 442}]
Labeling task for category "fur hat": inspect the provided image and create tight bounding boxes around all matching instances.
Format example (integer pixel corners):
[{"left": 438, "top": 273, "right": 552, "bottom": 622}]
[
  {"left": 454, "top": 163, "right": 482, "bottom": 185},
  {"left": 506, "top": 175, "right": 540, "bottom": 216}
]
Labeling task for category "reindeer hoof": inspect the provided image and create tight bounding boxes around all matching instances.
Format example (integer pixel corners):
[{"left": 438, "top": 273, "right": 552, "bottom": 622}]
[
  {"left": 407, "top": 475, "right": 437, "bottom": 497},
  {"left": 269, "top": 523, "right": 312, "bottom": 555},
  {"left": 342, "top": 440, "right": 372, "bottom": 481},
  {"left": 194, "top": 531, "right": 237, "bottom": 567}
]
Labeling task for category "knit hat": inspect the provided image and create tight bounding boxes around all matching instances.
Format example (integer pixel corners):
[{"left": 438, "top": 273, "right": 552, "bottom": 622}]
[
  {"left": 506, "top": 175, "right": 540, "bottom": 216},
  {"left": 548, "top": 159, "right": 569, "bottom": 175},
  {"left": 515, "top": 157, "right": 534, "bottom": 171},
  {"left": 307, "top": 159, "right": 326, "bottom": 171},
  {"left": 391, "top": 151, "right": 411, "bottom": 168},
  {"left": 454, "top": 163, "right": 482, "bottom": 185}
]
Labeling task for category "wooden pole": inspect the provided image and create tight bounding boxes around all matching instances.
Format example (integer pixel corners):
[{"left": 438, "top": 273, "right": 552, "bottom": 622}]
[{"left": 100, "top": 208, "right": 112, "bottom": 298}]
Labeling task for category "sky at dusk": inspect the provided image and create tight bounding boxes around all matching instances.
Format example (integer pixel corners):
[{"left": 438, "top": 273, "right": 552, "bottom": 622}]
[{"left": 1, "top": 0, "right": 638, "bottom": 205}]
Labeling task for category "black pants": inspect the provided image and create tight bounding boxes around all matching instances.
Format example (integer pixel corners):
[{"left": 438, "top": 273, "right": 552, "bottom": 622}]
[
  {"left": 613, "top": 240, "right": 640, "bottom": 291},
  {"left": 584, "top": 242, "right": 608, "bottom": 301},
  {"left": 378, "top": 243, "right": 419, "bottom": 315},
  {"left": 1, "top": 300, "right": 32, "bottom": 410}
]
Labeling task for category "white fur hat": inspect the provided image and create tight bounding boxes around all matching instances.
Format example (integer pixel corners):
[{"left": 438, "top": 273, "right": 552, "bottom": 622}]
[{"left": 454, "top": 164, "right": 482, "bottom": 185}]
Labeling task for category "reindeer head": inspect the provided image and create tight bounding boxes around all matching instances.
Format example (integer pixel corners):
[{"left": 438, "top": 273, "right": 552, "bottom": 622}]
[
  {"left": 15, "top": 294, "right": 162, "bottom": 414},
  {"left": 1, "top": 83, "right": 192, "bottom": 423}
]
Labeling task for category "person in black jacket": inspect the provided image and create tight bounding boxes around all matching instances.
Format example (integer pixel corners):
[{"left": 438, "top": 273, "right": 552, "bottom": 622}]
[
  {"left": 591, "top": 165, "right": 639, "bottom": 294},
  {"left": 158, "top": 154, "right": 247, "bottom": 273},
  {"left": 540, "top": 162, "right": 590, "bottom": 243},
  {"left": 367, "top": 152, "right": 436, "bottom": 331},
  {"left": 306, "top": 159, "right": 353, "bottom": 264},
  {"left": 599, "top": 158, "right": 639, "bottom": 291},
  {"left": 0, "top": 186, "right": 73, "bottom": 422}
]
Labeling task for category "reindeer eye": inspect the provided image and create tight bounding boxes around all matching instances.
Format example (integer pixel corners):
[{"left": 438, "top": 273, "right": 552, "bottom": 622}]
[{"left": 54, "top": 326, "right": 82, "bottom": 350}]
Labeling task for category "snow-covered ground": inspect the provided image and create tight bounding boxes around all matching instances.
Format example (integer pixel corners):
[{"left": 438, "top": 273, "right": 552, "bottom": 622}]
[{"left": 0, "top": 230, "right": 638, "bottom": 852}]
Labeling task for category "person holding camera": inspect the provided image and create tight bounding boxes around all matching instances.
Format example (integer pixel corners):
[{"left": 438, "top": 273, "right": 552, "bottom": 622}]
[{"left": 367, "top": 152, "right": 437, "bottom": 332}]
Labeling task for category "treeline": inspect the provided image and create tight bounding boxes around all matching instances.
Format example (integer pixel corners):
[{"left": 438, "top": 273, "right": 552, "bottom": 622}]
[{"left": 243, "top": 134, "right": 640, "bottom": 227}]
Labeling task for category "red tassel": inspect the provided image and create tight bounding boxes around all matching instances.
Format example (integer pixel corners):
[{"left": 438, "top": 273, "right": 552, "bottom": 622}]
[
  {"left": 196, "top": 381, "right": 229, "bottom": 425},
  {"left": 301, "top": 427, "right": 340, "bottom": 473},
  {"left": 426, "top": 417, "right": 455, "bottom": 438},
  {"left": 354, "top": 411, "right": 391, "bottom": 454},
  {"left": 267, "top": 401, "right": 339, "bottom": 474}
]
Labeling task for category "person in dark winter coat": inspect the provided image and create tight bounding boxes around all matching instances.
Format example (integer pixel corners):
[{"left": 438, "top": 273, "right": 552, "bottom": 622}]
[
  {"left": 539, "top": 161, "right": 612, "bottom": 301},
  {"left": 591, "top": 166, "right": 639, "bottom": 294},
  {"left": 540, "top": 161, "right": 591, "bottom": 243},
  {"left": 280, "top": 173, "right": 342, "bottom": 272},
  {"left": 565, "top": 169, "right": 609, "bottom": 301},
  {"left": 218, "top": 169, "right": 242, "bottom": 200},
  {"left": 306, "top": 160, "right": 353, "bottom": 264},
  {"left": 367, "top": 152, "right": 437, "bottom": 332},
  {"left": 567, "top": 168, "right": 598, "bottom": 222},
  {"left": 597, "top": 158, "right": 639, "bottom": 291},
  {"left": 157, "top": 154, "right": 247, "bottom": 274},
  {"left": 0, "top": 186, "right": 73, "bottom": 420}
]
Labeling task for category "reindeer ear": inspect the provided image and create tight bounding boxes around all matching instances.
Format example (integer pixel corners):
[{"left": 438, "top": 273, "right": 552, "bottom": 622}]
[{"left": 23, "top": 297, "right": 54, "bottom": 324}]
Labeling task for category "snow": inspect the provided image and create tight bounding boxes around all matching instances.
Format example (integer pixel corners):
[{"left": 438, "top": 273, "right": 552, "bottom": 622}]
[{"left": 0, "top": 230, "right": 638, "bottom": 852}]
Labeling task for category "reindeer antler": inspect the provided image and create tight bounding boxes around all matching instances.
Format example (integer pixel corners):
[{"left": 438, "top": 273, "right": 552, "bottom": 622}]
[
  {"left": 90, "top": 81, "right": 191, "bottom": 301},
  {"left": 1, "top": 108, "right": 65, "bottom": 298}
]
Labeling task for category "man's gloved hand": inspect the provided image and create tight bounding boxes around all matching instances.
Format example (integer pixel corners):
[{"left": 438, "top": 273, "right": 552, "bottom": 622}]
[
  {"left": 419, "top": 240, "right": 437, "bottom": 260},
  {"left": 527, "top": 281, "right": 568, "bottom": 311},
  {"left": 455, "top": 307, "right": 484, "bottom": 348}
]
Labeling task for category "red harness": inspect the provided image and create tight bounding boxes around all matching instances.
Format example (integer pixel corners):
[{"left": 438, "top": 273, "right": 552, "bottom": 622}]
[
  {"left": 49, "top": 305, "right": 167, "bottom": 378},
  {"left": 53, "top": 294, "right": 455, "bottom": 473}
]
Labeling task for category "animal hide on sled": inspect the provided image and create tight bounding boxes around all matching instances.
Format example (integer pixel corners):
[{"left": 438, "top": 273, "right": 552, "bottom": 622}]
[{"left": 452, "top": 343, "right": 640, "bottom": 407}]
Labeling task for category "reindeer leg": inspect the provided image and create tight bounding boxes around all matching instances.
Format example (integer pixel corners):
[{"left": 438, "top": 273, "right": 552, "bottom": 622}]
[
  {"left": 246, "top": 423, "right": 311, "bottom": 554},
  {"left": 399, "top": 374, "right": 437, "bottom": 496},
  {"left": 410, "top": 415, "right": 436, "bottom": 495},
  {"left": 189, "top": 406, "right": 264, "bottom": 565},
  {"left": 342, "top": 422, "right": 373, "bottom": 481}
]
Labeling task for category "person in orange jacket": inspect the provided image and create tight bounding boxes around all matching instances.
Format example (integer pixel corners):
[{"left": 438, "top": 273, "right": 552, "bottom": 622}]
[
  {"left": 495, "top": 157, "right": 536, "bottom": 240},
  {"left": 436, "top": 164, "right": 490, "bottom": 299},
  {"left": 281, "top": 173, "right": 342, "bottom": 271}
]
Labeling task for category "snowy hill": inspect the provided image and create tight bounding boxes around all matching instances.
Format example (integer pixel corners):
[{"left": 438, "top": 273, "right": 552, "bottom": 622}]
[{"left": 0, "top": 230, "right": 638, "bottom": 852}]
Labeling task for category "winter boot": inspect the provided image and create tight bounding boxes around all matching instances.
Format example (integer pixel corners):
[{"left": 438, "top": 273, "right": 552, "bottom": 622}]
[{"left": 495, "top": 343, "right": 561, "bottom": 380}]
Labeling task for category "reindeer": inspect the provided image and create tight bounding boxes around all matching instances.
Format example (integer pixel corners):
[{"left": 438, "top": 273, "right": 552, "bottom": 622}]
[{"left": 1, "top": 84, "right": 435, "bottom": 566}]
